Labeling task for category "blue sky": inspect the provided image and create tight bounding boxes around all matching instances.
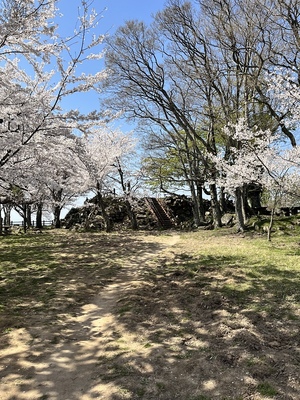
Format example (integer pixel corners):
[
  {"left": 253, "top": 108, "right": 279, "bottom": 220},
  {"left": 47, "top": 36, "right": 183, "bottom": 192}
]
[
  {"left": 55, "top": 0, "right": 166, "bottom": 122},
  {"left": 95, "top": 0, "right": 165, "bottom": 32},
  {"left": 56, "top": 0, "right": 166, "bottom": 37},
  {"left": 57, "top": 0, "right": 166, "bottom": 31}
]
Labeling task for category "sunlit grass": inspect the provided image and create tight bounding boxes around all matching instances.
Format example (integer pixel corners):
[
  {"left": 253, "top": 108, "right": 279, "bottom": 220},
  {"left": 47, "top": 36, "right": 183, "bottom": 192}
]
[
  {"left": 0, "top": 230, "right": 123, "bottom": 330},
  {"left": 2, "top": 228, "right": 300, "bottom": 326},
  {"left": 1, "top": 227, "right": 299, "bottom": 398},
  {"left": 173, "top": 228, "right": 300, "bottom": 319}
]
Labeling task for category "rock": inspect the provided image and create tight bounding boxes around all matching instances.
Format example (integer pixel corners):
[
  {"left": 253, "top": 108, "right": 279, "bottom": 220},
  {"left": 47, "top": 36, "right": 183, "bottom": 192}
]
[
  {"left": 63, "top": 195, "right": 212, "bottom": 231},
  {"left": 221, "top": 213, "right": 235, "bottom": 226}
]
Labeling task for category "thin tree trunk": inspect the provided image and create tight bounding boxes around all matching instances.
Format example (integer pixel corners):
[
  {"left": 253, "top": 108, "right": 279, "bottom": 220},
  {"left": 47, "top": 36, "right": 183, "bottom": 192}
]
[
  {"left": 209, "top": 184, "right": 222, "bottom": 228},
  {"left": 219, "top": 187, "right": 227, "bottom": 214},
  {"left": 23, "top": 203, "right": 27, "bottom": 233},
  {"left": 0, "top": 205, "right": 3, "bottom": 235},
  {"left": 96, "top": 182, "right": 113, "bottom": 233},
  {"left": 196, "top": 184, "right": 206, "bottom": 223},
  {"left": 267, "top": 191, "right": 279, "bottom": 241},
  {"left": 125, "top": 199, "right": 138, "bottom": 230},
  {"left": 115, "top": 160, "right": 138, "bottom": 230},
  {"left": 267, "top": 208, "right": 275, "bottom": 241},
  {"left": 190, "top": 182, "right": 201, "bottom": 226},
  {"left": 26, "top": 204, "right": 32, "bottom": 228}
]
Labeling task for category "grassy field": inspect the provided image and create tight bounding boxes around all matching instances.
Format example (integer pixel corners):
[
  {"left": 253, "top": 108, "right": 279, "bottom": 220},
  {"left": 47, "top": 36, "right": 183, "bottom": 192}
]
[{"left": 0, "top": 225, "right": 300, "bottom": 399}]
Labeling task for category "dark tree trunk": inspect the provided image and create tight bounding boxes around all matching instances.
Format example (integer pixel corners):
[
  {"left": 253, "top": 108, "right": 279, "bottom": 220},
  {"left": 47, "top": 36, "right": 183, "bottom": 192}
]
[
  {"left": 267, "top": 208, "right": 275, "bottom": 241},
  {"left": 22, "top": 203, "right": 27, "bottom": 233},
  {"left": 53, "top": 206, "right": 62, "bottom": 228},
  {"left": 115, "top": 160, "right": 138, "bottom": 230},
  {"left": 36, "top": 203, "right": 43, "bottom": 229},
  {"left": 219, "top": 187, "right": 227, "bottom": 214},
  {"left": 197, "top": 184, "right": 206, "bottom": 222},
  {"left": 190, "top": 183, "right": 206, "bottom": 226},
  {"left": 209, "top": 184, "right": 222, "bottom": 228},
  {"left": 267, "top": 191, "right": 279, "bottom": 241},
  {"left": 26, "top": 204, "right": 32, "bottom": 228}
]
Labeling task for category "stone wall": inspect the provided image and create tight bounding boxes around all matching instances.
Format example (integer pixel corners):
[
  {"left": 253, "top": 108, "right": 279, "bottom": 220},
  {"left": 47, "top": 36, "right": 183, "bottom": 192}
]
[{"left": 63, "top": 195, "right": 196, "bottom": 231}]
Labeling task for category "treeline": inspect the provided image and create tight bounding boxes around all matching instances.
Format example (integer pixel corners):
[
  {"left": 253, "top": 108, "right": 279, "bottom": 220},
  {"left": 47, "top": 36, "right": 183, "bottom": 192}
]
[
  {"left": 103, "top": 0, "right": 300, "bottom": 231},
  {"left": 1, "top": 1, "right": 300, "bottom": 234},
  {"left": 0, "top": 1, "right": 136, "bottom": 233}
]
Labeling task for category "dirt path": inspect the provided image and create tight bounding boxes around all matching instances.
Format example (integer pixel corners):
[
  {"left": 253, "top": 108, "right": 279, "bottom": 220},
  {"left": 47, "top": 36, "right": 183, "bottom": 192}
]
[{"left": 0, "top": 234, "right": 181, "bottom": 400}]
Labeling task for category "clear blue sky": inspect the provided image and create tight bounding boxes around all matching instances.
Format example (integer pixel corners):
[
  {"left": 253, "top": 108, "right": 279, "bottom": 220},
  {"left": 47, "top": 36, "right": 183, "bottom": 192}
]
[
  {"left": 55, "top": 0, "right": 167, "bottom": 118},
  {"left": 57, "top": 0, "right": 166, "bottom": 38},
  {"left": 98, "top": 0, "right": 166, "bottom": 32}
]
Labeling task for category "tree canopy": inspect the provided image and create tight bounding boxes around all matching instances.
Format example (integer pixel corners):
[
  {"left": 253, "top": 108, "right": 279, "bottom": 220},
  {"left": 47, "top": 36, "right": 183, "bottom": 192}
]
[
  {"left": 103, "top": 0, "right": 300, "bottom": 231},
  {"left": 0, "top": 0, "right": 134, "bottom": 229}
]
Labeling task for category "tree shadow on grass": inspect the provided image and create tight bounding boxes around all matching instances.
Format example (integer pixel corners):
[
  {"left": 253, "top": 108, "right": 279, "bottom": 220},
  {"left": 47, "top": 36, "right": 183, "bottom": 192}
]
[
  {"left": 0, "top": 230, "right": 169, "bottom": 399},
  {"left": 0, "top": 232, "right": 299, "bottom": 399},
  {"left": 0, "top": 231, "right": 163, "bottom": 324},
  {"left": 106, "top": 251, "right": 300, "bottom": 399}
]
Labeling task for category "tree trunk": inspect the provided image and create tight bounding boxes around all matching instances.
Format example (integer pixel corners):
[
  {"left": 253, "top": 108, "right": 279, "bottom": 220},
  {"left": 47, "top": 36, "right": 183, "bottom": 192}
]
[
  {"left": 26, "top": 204, "right": 32, "bottom": 228},
  {"left": 197, "top": 184, "right": 206, "bottom": 222},
  {"left": 115, "top": 160, "right": 138, "bottom": 230},
  {"left": 96, "top": 182, "right": 113, "bottom": 233},
  {"left": 36, "top": 203, "right": 43, "bottom": 229},
  {"left": 23, "top": 203, "right": 27, "bottom": 233},
  {"left": 219, "top": 186, "right": 232, "bottom": 214},
  {"left": 242, "top": 185, "right": 248, "bottom": 224},
  {"left": 209, "top": 184, "right": 222, "bottom": 228},
  {"left": 267, "top": 191, "right": 279, "bottom": 241},
  {"left": 190, "top": 182, "right": 201, "bottom": 226},
  {"left": 125, "top": 199, "right": 138, "bottom": 230},
  {"left": 3, "top": 204, "right": 12, "bottom": 226},
  {"left": 267, "top": 209, "right": 275, "bottom": 241},
  {"left": 0, "top": 205, "right": 3, "bottom": 235},
  {"left": 235, "top": 187, "right": 246, "bottom": 232},
  {"left": 53, "top": 206, "right": 61, "bottom": 228}
]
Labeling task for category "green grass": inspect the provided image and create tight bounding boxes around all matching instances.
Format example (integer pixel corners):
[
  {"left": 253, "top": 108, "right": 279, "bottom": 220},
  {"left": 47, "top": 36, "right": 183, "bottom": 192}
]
[
  {"left": 257, "top": 381, "right": 278, "bottom": 396},
  {"left": 0, "top": 230, "right": 122, "bottom": 330},
  {"left": 2, "top": 227, "right": 300, "bottom": 325},
  {"left": 1, "top": 226, "right": 300, "bottom": 399},
  {"left": 176, "top": 228, "right": 300, "bottom": 320}
]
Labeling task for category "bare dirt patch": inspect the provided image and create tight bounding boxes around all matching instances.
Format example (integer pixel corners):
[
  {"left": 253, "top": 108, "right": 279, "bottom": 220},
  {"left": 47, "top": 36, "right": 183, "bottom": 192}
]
[{"left": 0, "top": 230, "right": 299, "bottom": 400}]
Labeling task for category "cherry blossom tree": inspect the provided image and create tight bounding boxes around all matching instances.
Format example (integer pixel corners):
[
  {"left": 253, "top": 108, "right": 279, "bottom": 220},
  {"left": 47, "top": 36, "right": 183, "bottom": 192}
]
[
  {"left": 266, "top": 68, "right": 300, "bottom": 141},
  {"left": 30, "top": 132, "right": 90, "bottom": 228},
  {"left": 1, "top": 127, "right": 89, "bottom": 230},
  {"left": 79, "top": 126, "right": 135, "bottom": 232},
  {"left": 213, "top": 118, "right": 300, "bottom": 237},
  {"left": 0, "top": 0, "right": 115, "bottom": 231},
  {"left": 0, "top": 0, "right": 108, "bottom": 202},
  {"left": 106, "top": 150, "right": 145, "bottom": 230}
]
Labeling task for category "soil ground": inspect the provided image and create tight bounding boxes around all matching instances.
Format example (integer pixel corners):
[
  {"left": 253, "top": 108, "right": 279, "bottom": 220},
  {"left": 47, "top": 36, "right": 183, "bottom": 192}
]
[{"left": 0, "top": 230, "right": 299, "bottom": 400}]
